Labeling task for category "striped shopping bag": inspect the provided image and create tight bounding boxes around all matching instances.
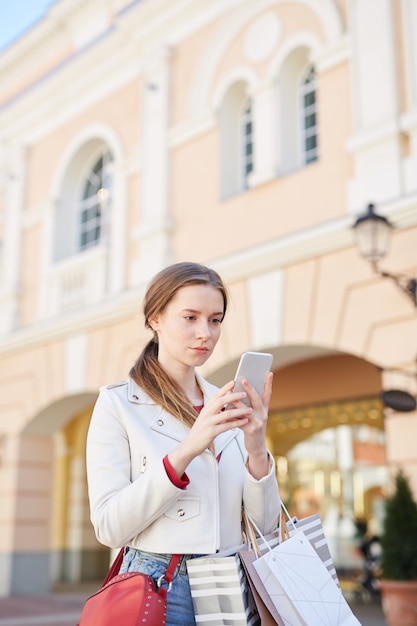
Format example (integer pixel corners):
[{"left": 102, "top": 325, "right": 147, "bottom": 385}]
[
  {"left": 238, "top": 509, "right": 341, "bottom": 625},
  {"left": 251, "top": 511, "right": 340, "bottom": 586},
  {"left": 288, "top": 513, "right": 340, "bottom": 586},
  {"left": 187, "top": 554, "right": 260, "bottom": 626}
]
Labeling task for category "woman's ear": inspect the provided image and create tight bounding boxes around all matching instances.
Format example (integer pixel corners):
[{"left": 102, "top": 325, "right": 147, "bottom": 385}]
[{"left": 148, "top": 314, "right": 159, "bottom": 331}]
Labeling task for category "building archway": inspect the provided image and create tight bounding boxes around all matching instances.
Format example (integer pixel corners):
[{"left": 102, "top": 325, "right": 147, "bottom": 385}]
[
  {"left": 13, "top": 392, "right": 101, "bottom": 591},
  {"left": 12, "top": 349, "right": 388, "bottom": 591},
  {"left": 266, "top": 351, "right": 386, "bottom": 571}
]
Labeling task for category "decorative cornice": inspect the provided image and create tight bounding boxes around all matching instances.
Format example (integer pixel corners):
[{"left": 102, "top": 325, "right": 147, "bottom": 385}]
[
  {"left": 0, "top": 0, "right": 85, "bottom": 72},
  {"left": 212, "top": 215, "right": 355, "bottom": 284},
  {"left": 345, "top": 120, "right": 402, "bottom": 154},
  {"left": 1, "top": 193, "right": 415, "bottom": 356}
]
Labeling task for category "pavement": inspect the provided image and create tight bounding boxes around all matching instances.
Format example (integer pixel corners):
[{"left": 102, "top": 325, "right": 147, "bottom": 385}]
[{"left": 0, "top": 583, "right": 388, "bottom": 626}]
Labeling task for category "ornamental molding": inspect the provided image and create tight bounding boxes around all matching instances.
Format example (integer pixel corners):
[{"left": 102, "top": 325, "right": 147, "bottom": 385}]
[
  {"left": 0, "top": 0, "right": 85, "bottom": 71},
  {"left": 1, "top": 194, "right": 415, "bottom": 356}
]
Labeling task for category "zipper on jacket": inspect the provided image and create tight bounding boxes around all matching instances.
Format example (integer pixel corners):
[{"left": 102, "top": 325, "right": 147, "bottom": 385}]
[
  {"left": 206, "top": 450, "right": 221, "bottom": 552},
  {"left": 140, "top": 456, "right": 147, "bottom": 473}
]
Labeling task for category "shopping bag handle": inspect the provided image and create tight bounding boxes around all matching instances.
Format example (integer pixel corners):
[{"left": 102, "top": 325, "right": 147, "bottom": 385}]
[
  {"left": 278, "top": 502, "right": 296, "bottom": 543},
  {"left": 244, "top": 502, "right": 299, "bottom": 557},
  {"left": 242, "top": 509, "right": 262, "bottom": 557}
]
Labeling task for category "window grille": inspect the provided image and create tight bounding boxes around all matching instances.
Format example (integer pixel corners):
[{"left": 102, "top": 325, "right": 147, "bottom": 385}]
[
  {"left": 300, "top": 67, "right": 318, "bottom": 164},
  {"left": 79, "top": 151, "right": 113, "bottom": 251},
  {"left": 240, "top": 100, "right": 253, "bottom": 189}
]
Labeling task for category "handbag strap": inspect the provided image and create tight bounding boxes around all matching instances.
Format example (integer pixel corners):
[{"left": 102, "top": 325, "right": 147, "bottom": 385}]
[
  {"left": 103, "top": 548, "right": 125, "bottom": 586},
  {"left": 157, "top": 553, "right": 182, "bottom": 597},
  {"left": 165, "top": 553, "right": 182, "bottom": 582},
  {"left": 101, "top": 549, "right": 182, "bottom": 591}
]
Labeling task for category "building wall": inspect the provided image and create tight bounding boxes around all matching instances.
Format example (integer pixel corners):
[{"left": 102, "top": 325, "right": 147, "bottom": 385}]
[{"left": 0, "top": 0, "right": 416, "bottom": 595}]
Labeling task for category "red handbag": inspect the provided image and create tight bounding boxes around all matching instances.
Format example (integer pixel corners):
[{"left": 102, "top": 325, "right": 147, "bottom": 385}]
[{"left": 77, "top": 548, "right": 181, "bottom": 626}]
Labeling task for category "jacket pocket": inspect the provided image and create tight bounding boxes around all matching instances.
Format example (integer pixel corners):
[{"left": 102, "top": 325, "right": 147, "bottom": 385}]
[{"left": 164, "top": 497, "right": 200, "bottom": 522}]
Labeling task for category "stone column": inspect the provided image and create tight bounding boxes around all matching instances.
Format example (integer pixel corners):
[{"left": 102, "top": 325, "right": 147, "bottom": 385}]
[
  {"left": 248, "top": 82, "right": 278, "bottom": 187},
  {"left": 347, "top": 0, "right": 402, "bottom": 208},
  {"left": 0, "top": 143, "right": 26, "bottom": 332},
  {"left": 0, "top": 435, "right": 54, "bottom": 595},
  {"left": 131, "top": 47, "right": 173, "bottom": 285}
]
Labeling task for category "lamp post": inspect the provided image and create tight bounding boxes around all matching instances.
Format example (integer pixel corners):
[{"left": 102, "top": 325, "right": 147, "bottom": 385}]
[{"left": 353, "top": 203, "right": 417, "bottom": 307}]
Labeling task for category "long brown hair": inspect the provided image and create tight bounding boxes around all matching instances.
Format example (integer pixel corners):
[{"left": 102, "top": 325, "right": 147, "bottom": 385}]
[{"left": 130, "top": 262, "right": 228, "bottom": 427}]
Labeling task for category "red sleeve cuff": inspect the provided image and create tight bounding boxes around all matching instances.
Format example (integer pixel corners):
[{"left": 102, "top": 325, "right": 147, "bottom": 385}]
[{"left": 163, "top": 455, "right": 190, "bottom": 489}]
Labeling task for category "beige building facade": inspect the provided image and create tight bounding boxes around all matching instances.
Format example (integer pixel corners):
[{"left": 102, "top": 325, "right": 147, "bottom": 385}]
[{"left": 0, "top": 0, "right": 416, "bottom": 596}]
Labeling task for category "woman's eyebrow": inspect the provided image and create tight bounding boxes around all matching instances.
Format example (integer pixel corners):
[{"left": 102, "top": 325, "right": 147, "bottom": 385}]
[{"left": 181, "top": 308, "right": 224, "bottom": 316}]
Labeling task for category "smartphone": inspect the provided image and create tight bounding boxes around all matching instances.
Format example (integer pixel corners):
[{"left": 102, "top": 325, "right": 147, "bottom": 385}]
[{"left": 232, "top": 351, "right": 273, "bottom": 407}]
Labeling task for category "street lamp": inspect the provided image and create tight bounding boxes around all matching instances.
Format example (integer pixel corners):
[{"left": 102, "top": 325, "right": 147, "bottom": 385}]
[{"left": 353, "top": 203, "right": 417, "bottom": 307}]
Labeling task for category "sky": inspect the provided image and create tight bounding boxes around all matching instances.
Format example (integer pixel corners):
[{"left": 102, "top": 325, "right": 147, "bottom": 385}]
[{"left": 0, "top": 0, "right": 56, "bottom": 52}]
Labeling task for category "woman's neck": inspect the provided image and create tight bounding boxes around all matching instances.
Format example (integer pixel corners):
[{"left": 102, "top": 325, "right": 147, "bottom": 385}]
[
  {"left": 183, "top": 376, "right": 203, "bottom": 405},
  {"left": 162, "top": 362, "right": 203, "bottom": 405}
]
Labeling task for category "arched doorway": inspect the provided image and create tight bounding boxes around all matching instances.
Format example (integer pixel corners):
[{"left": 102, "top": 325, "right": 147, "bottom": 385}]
[
  {"left": 267, "top": 351, "right": 386, "bottom": 573},
  {"left": 18, "top": 392, "right": 106, "bottom": 591}
]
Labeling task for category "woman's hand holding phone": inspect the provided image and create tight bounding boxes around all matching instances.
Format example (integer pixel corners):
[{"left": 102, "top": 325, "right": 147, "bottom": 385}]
[
  {"left": 169, "top": 354, "right": 273, "bottom": 477},
  {"left": 167, "top": 382, "right": 252, "bottom": 475},
  {"left": 228, "top": 352, "right": 274, "bottom": 479},
  {"left": 238, "top": 371, "right": 273, "bottom": 479}
]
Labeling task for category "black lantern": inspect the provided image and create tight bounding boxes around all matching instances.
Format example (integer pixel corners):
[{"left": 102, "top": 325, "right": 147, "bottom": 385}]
[
  {"left": 381, "top": 389, "right": 417, "bottom": 412},
  {"left": 353, "top": 203, "right": 393, "bottom": 267},
  {"left": 353, "top": 203, "right": 417, "bottom": 307}
]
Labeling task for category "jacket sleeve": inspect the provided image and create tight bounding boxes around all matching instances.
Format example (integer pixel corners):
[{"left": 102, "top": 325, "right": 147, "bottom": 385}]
[
  {"left": 86, "top": 388, "right": 186, "bottom": 548},
  {"left": 242, "top": 452, "right": 281, "bottom": 535}
]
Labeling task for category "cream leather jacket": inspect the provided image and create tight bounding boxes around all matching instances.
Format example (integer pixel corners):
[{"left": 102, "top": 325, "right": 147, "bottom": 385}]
[{"left": 86, "top": 374, "right": 281, "bottom": 554}]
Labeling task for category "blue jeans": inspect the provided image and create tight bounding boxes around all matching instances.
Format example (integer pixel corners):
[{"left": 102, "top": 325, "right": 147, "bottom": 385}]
[{"left": 120, "top": 548, "right": 200, "bottom": 626}]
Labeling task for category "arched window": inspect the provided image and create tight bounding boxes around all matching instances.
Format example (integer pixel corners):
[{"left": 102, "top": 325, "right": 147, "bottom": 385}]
[
  {"left": 219, "top": 81, "right": 253, "bottom": 198},
  {"left": 300, "top": 67, "right": 318, "bottom": 164},
  {"left": 79, "top": 151, "right": 113, "bottom": 251},
  {"left": 240, "top": 99, "right": 253, "bottom": 190},
  {"left": 278, "top": 49, "right": 318, "bottom": 172},
  {"left": 53, "top": 142, "right": 113, "bottom": 262},
  {"left": 44, "top": 133, "right": 123, "bottom": 318}
]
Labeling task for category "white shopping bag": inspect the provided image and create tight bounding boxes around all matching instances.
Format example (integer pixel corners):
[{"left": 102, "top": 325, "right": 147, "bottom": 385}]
[
  {"left": 289, "top": 514, "right": 340, "bottom": 586},
  {"left": 187, "top": 555, "right": 260, "bottom": 626},
  {"left": 253, "top": 531, "right": 361, "bottom": 626}
]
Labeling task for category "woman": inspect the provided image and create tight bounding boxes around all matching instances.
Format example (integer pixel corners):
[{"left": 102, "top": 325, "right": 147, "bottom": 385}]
[{"left": 86, "top": 261, "right": 280, "bottom": 625}]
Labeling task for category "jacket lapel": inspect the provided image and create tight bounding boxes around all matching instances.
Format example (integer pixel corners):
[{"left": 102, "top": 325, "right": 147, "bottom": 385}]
[{"left": 127, "top": 375, "right": 241, "bottom": 452}]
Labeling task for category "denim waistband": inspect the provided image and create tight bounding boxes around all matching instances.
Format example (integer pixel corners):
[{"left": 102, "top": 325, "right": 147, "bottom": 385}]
[{"left": 124, "top": 547, "right": 205, "bottom": 575}]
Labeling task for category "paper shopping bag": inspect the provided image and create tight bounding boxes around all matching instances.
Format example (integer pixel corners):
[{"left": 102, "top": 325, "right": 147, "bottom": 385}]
[
  {"left": 187, "top": 555, "right": 260, "bottom": 626},
  {"left": 246, "top": 510, "right": 339, "bottom": 587},
  {"left": 289, "top": 514, "right": 340, "bottom": 586},
  {"left": 253, "top": 531, "right": 361, "bottom": 626},
  {"left": 239, "top": 511, "right": 286, "bottom": 625},
  {"left": 238, "top": 548, "right": 285, "bottom": 626},
  {"left": 237, "top": 553, "right": 262, "bottom": 626},
  {"left": 241, "top": 511, "right": 340, "bottom": 622}
]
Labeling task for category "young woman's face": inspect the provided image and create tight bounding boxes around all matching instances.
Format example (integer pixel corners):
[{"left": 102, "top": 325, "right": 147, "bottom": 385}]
[{"left": 150, "top": 284, "right": 225, "bottom": 373}]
